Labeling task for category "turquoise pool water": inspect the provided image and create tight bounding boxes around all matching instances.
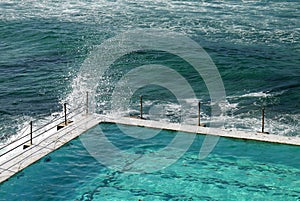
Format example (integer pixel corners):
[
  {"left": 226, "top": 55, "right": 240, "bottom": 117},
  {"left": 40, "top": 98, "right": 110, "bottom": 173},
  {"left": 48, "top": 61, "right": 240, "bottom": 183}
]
[{"left": 0, "top": 123, "right": 299, "bottom": 201}]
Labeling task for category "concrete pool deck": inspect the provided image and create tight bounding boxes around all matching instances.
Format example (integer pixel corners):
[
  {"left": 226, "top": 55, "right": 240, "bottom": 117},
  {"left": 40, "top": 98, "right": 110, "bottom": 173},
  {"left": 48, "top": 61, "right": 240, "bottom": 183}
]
[{"left": 0, "top": 113, "right": 299, "bottom": 183}]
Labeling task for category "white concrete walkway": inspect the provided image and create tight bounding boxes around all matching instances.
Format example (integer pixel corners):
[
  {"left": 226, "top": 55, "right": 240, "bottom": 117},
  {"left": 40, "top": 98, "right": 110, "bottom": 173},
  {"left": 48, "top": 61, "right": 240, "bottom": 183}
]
[
  {"left": 0, "top": 113, "right": 99, "bottom": 184},
  {"left": 0, "top": 113, "right": 299, "bottom": 183},
  {"left": 102, "top": 115, "right": 300, "bottom": 146}
]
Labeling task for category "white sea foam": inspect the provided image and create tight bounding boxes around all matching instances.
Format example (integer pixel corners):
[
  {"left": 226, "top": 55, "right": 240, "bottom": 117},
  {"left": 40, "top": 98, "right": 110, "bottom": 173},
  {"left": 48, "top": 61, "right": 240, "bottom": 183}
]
[
  {"left": 240, "top": 91, "right": 270, "bottom": 98},
  {"left": 1, "top": 0, "right": 298, "bottom": 45},
  {"left": 0, "top": 106, "right": 84, "bottom": 147}
]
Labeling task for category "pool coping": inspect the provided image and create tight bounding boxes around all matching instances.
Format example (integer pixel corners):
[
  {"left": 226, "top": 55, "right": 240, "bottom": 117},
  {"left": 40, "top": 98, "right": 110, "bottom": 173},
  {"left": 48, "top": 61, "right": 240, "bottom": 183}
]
[
  {"left": 0, "top": 113, "right": 299, "bottom": 184},
  {"left": 101, "top": 115, "right": 300, "bottom": 146}
]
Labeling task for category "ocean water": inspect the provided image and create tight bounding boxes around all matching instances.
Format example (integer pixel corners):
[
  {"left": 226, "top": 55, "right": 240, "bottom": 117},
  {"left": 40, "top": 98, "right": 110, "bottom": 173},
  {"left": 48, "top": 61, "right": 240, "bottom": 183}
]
[
  {"left": 1, "top": 0, "right": 299, "bottom": 140},
  {"left": 0, "top": 123, "right": 300, "bottom": 200},
  {"left": 0, "top": 0, "right": 299, "bottom": 139}
]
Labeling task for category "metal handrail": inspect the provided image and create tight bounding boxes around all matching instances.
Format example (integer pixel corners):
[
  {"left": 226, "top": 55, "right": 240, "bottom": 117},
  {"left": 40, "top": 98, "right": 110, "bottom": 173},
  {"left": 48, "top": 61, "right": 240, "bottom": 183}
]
[
  {"left": 31, "top": 105, "right": 84, "bottom": 134},
  {"left": 25, "top": 107, "right": 85, "bottom": 145},
  {"left": 0, "top": 123, "right": 31, "bottom": 145},
  {"left": 0, "top": 105, "right": 82, "bottom": 152},
  {"left": 0, "top": 103, "right": 85, "bottom": 158},
  {"left": 0, "top": 107, "right": 86, "bottom": 167}
]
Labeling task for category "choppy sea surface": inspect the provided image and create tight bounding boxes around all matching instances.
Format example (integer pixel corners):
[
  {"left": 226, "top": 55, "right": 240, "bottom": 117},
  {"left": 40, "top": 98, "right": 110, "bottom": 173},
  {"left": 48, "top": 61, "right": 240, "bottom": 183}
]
[{"left": 0, "top": 0, "right": 299, "bottom": 139}]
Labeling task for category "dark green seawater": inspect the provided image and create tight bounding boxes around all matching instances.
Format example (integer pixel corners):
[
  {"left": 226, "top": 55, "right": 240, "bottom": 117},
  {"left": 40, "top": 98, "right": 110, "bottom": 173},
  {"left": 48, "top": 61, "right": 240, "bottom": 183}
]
[{"left": 0, "top": 2, "right": 299, "bottom": 139}]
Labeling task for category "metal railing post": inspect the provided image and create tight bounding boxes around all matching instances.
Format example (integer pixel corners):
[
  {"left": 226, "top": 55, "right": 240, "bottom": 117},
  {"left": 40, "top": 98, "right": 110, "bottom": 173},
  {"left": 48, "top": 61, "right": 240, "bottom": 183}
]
[
  {"left": 258, "top": 107, "right": 268, "bottom": 134},
  {"left": 64, "top": 103, "right": 67, "bottom": 125},
  {"left": 198, "top": 101, "right": 201, "bottom": 126},
  {"left": 30, "top": 121, "right": 33, "bottom": 145},
  {"left": 86, "top": 92, "right": 89, "bottom": 115},
  {"left": 262, "top": 108, "right": 265, "bottom": 133},
  {"left": 197, "top": 101, "right": 206, "bottom": 127},
  {"left": 23, "top": 121, "right": 33, "bottom": 149},
  {"left": 140, "top": 95, "right": 143, "bottom": 119}
]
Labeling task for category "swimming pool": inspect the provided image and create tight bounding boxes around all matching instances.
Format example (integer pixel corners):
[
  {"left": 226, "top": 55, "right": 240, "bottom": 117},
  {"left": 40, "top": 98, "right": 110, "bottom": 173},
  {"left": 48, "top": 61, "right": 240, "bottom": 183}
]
[{"left": 0, "top": 123, "right": 299, "bottom": 201}]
